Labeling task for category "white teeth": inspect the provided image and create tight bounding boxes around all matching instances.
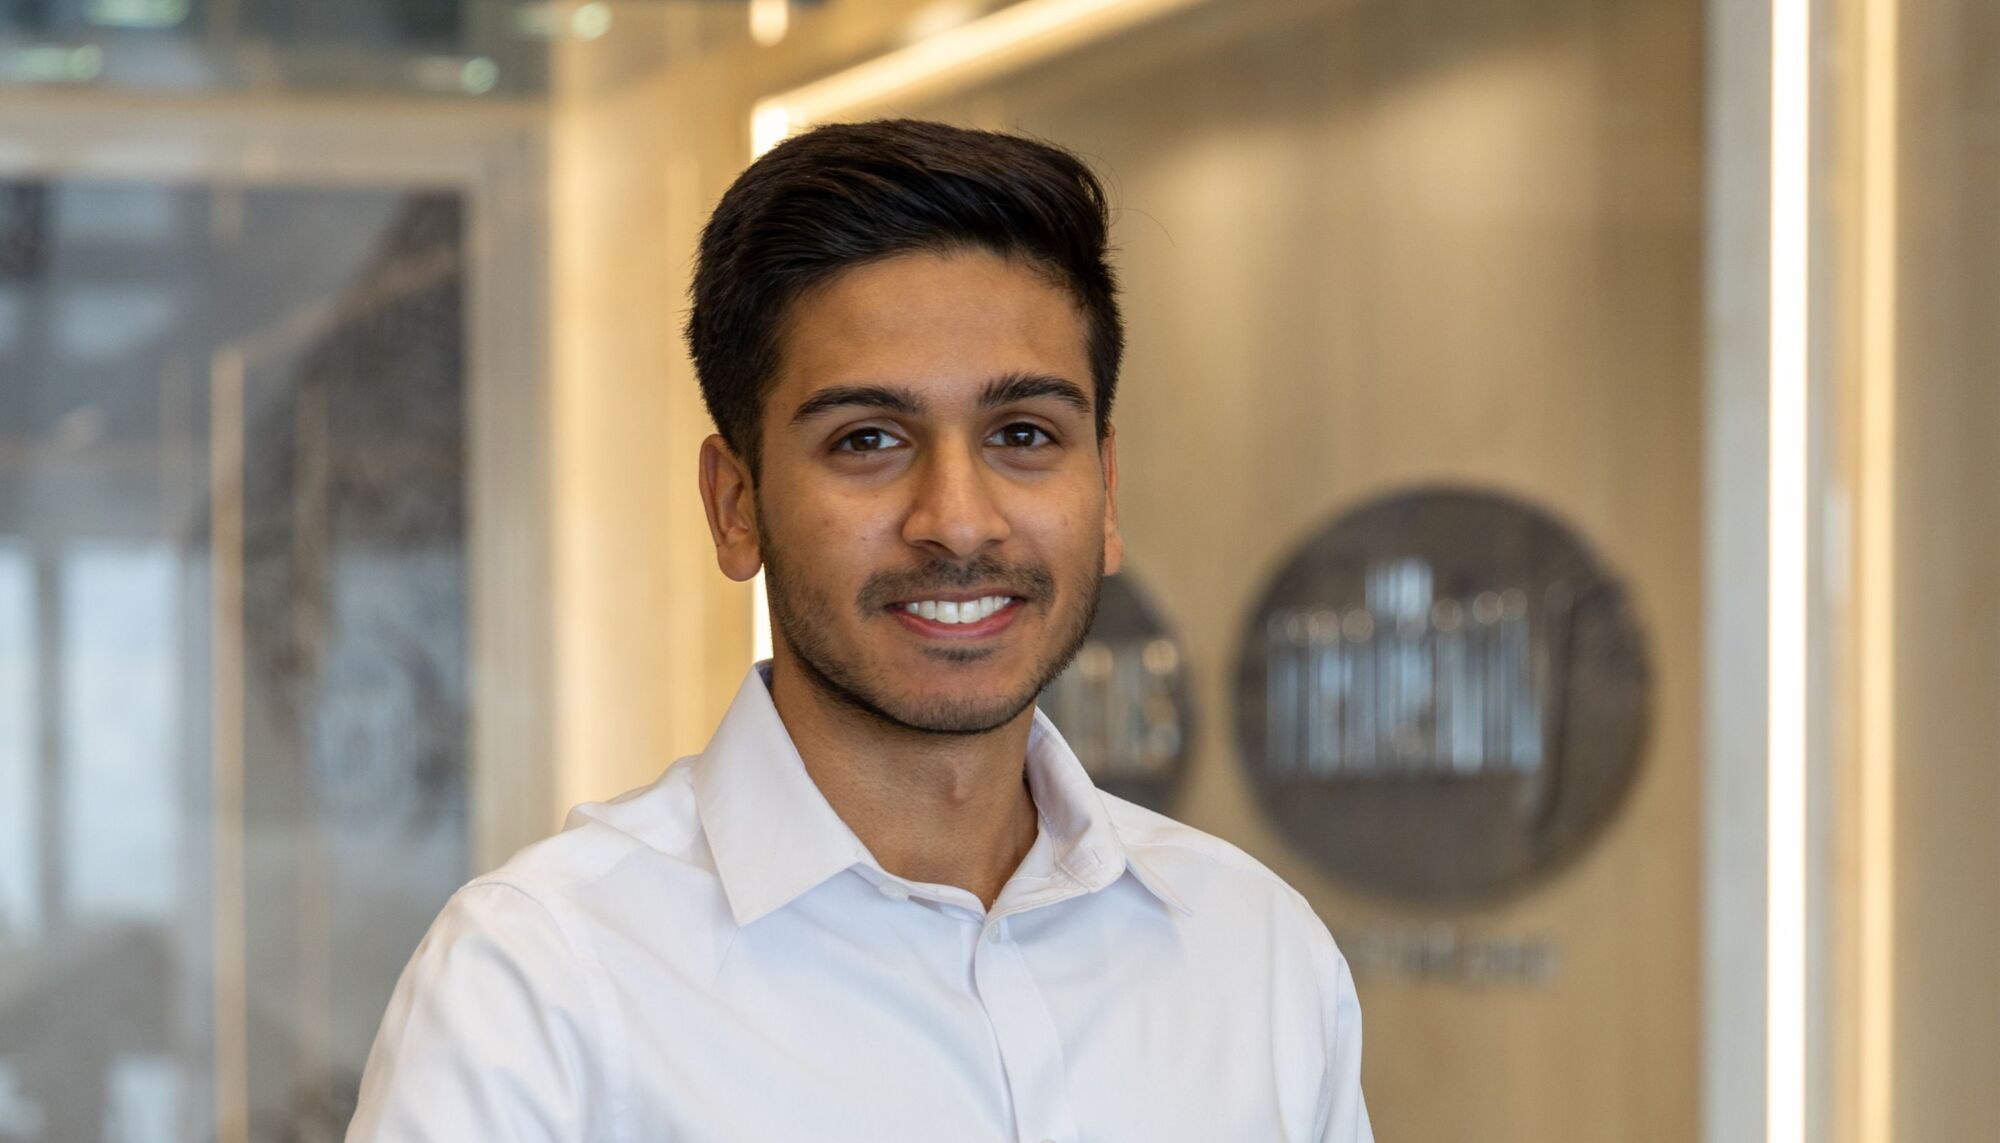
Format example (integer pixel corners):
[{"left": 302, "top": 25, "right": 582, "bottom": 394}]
[{"left": 902, "top": 596, "right": 1012, "bottom": 624}]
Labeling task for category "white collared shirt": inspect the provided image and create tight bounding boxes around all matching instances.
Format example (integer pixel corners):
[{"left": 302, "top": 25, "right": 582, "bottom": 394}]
[{"left": 348, "top": 662, "right": 1373, "bottom": 1142}]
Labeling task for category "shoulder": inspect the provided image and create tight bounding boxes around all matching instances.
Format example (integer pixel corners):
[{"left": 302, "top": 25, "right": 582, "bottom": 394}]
[
  {"left": 1100, "top": 790, "right": 1309, "bottom": 904},
  {"left": 1100, "top": 791, "right": 1343, "bottom": 955},
  {"left": 463, "top": 758, "right": 727, "bottom": 945}
]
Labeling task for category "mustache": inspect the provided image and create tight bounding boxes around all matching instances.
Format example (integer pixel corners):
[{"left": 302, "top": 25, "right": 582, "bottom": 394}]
[{"left": 857, "top": 555, "right": 1055, "bottom": 611}]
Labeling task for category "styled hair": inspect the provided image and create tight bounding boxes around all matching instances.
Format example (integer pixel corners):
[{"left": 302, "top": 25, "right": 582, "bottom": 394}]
[{"left": 682, "top": 118, "right": 1124, "bottom": 478}]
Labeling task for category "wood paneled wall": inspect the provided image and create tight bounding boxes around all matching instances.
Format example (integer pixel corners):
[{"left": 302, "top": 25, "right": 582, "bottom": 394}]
[
  {"left": 552, "top": 1, "right": 1705, "bottom": 1138},
  {"left": 911, "top": 1, "right": 1704, "bottom": 1139}
]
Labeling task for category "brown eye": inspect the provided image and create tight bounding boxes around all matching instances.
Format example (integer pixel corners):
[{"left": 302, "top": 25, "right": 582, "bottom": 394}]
[
  {"left": 834, "top": 427, "right": 904, "bottom": 453},
  {"left": 991, "top": 423, "right": 1053, "bottom": 449}
]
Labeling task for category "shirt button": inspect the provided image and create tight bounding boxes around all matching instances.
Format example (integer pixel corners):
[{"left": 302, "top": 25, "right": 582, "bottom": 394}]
[
  {"left": 877, "top": 881, "right": 912, "bottom": 901},
  {"left": 986, "top": 923, "right": 1006, "bottom": 944}
]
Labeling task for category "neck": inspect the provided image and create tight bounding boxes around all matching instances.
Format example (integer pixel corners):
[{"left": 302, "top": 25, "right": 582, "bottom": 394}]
[{"left": 765, "top": 653, "right": 1040, "bottom": 912}]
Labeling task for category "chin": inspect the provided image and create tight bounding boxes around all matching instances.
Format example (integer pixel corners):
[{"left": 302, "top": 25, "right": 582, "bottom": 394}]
[
  {"left": 892, "top": 700, "right": 1031, "bottom": 737},
  {"left": 881, "top": 679, "right": 1039, "bottom": 735}
]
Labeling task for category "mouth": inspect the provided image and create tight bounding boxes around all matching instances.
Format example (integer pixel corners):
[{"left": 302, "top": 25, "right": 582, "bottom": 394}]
[{"left": 886, "top": 593, "right": 1027, "bottom": 639}]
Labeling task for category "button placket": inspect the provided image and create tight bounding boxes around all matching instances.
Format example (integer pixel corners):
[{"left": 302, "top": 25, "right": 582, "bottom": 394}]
[{"left": 972, "top": 914, "right": 1080, "bottom": 1143}]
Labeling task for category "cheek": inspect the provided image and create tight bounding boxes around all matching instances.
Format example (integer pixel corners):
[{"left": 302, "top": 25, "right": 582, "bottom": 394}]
[
  {"left": 790, "top": 502, "right": 897, "bottom": 571},
  {"left": 818, "top": 486, "right": 917, "bottom": 547},
  {"left": 1027, "top": 501, "right": 1103, "bottom": 566},
  {"left": 834, "top": 513, "right": 899, "bottom": 549}
]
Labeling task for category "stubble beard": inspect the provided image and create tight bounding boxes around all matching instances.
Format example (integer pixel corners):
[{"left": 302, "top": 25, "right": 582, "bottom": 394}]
[{"left": 757, "top": 511, "right": 1103, "bottom": 737}]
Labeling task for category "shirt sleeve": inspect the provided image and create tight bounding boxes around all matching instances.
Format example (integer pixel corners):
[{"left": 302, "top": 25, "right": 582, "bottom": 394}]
[
  {"left": 346, "top": 882, "right": 604, "bottom": 1142},
  {"left": 1312, "top": 931, "right": 1375, "bottom": 1143}
]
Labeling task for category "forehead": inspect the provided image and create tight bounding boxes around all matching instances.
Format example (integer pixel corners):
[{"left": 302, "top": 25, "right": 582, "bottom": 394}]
[{"left": 772, "top": 249, "right": 1091, "bottom": 411}]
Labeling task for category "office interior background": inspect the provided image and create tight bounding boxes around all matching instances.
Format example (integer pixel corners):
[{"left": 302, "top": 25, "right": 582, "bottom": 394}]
[{"left": 0, "top": 0, "right": 1992, "bottom": 1139}]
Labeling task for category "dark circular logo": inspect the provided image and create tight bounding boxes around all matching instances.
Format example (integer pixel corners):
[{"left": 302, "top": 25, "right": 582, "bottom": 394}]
[
  {"left": 1038, "top": 571, "right": 1194, "bottom": 813},
  {"left": 1233, "top": 486, "right": 1652, "bottom": 904}
]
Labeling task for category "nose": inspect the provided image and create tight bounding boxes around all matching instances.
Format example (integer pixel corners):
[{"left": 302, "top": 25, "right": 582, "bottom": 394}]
[{"left": 901, "top": 437, "right": 1011, "bottom": 559}]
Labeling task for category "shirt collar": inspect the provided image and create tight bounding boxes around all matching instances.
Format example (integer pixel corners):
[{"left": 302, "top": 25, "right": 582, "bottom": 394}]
[{"left": 691, "top": 661, "right": 1191, "bottom": 926}]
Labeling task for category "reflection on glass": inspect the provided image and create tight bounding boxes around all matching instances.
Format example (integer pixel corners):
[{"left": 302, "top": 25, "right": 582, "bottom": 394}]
[
  {"left": 105, "top": 1051, "right": 178, "bottom": 1143},
  {"left": 61, "top": 543, "right": 178, "bottom": 921},
  {"left": 0, "top": 0, "right": 465, "bottom": 44},
  {"left": 0, "top": 541, "right": 32, "bottom": 941},
  {"left": 0, "top": 175, "right": 471, "bottom": 1138},
  {"left": 0, "top": 0, "right": 550, "bottom": 95}
]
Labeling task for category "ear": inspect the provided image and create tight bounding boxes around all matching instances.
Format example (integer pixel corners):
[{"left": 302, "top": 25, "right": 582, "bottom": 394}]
[
  {"left": 1099, "top": 423, "right": 1123, "bottom": 577},
  {"left": 699, "top": 434, "right": 763, "bottom": 582}
]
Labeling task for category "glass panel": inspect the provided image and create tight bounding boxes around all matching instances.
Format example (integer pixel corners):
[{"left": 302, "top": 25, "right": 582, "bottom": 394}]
[
  {"left": 0, "top": 177, "right": 471, "bottom": 1139},
  {"left": 0, "top": 540, "right": 33, "bottom": 940},
  {"left": 61, "top": 542, "right": 179, "bottom": 921},
  {"left": 0, "top": 0, "right": 466, "bottom": 43},
  {"left": 0, "top": 0, "right": 547, "bottom": 95}
]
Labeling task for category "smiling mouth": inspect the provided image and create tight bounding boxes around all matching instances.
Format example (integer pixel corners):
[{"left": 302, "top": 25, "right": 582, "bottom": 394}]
[{"left": 890, "top": 594, "right": 1022, "bottom": 626}]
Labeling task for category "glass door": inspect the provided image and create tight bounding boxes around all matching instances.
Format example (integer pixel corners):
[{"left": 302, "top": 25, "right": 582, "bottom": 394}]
[{"left": 0, "top": 85, "right": 550, "bottom": 1139}]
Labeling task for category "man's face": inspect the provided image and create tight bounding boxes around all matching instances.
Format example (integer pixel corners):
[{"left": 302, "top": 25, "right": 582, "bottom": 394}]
[{"left": 727, "top": 247, "right": 1121, "bottom": 736}]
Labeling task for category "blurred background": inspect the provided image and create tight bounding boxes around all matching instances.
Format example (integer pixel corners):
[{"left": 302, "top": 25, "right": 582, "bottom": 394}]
[{"left": 0, "top": 0, "right": 1991, "bottom": 1140}]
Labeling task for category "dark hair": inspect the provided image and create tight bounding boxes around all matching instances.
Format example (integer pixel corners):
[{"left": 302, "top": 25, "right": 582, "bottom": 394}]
[{"left": 682, "top": 118, "right": 1124, "bottom": 478}]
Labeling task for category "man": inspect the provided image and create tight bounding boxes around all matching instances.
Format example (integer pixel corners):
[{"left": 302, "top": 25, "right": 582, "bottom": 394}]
[{"left": 348, "top": 118, "right": 1373, "bottom": 1142}]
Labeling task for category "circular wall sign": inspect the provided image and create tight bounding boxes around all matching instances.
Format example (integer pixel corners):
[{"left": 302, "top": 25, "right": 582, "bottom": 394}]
[
  {"left": 1233, "top": 486, "right": 1652, "bottom": 904},
  {"left": 1037, "top": 570, "right": 1194, "bottom": 813}
]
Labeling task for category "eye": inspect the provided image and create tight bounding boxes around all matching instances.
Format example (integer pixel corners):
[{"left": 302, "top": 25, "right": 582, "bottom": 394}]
[
  {"left": 990, "top": 423, "right": 1054, "bottom": 449},
  {"left": 833, "top": 426, "right": 906, "bottom": 454}
]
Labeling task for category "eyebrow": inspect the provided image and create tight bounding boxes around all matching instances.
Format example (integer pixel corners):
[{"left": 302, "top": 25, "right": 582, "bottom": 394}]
[{"left": 787, "top": 371, "right": 1092, "bottom": 426}]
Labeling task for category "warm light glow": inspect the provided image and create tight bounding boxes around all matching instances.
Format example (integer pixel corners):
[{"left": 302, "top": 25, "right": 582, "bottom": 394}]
[
  {"left": 1768, "top": 0, "right": 1811, "bottom": 1138},
  {"left": 907, "top": 0, "right": 986, "bottom": 42},
  {"left": 750, "top": 0, "right": 790, "bottom": 47},
  {"left": 751, "top": 104, "right": 791, "bottom": 160},
  {"left": 749, "top": 0, "right": 1211, "bottom": 156},
  {"left": 1857, "top": 0, "right": 1899, "bottom": 1137},
  {"left": 572, "top": 1, "right": 612, "bottom": 41}
]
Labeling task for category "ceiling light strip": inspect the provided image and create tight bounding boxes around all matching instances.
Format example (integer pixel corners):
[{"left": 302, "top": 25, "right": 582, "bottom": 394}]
[
  {"left": 751, "top": 0, "right": 1212, "bottom": 156},
  {"left": 753, "top": 569, "right": 773, "bottom": 663}
]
